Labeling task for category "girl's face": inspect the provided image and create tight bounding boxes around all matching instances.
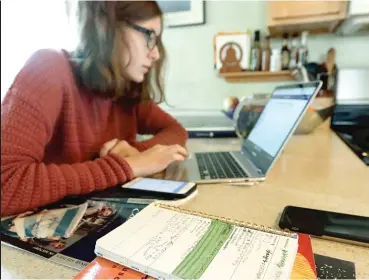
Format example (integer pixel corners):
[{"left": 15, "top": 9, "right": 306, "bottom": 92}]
[{"left": 122, "top": 16, "right": 162, "bottom": 83}]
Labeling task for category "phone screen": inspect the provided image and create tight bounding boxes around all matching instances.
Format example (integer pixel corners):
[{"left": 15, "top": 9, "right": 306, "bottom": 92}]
[
  {"left": 280, "top": 206, "right": 369, "bottom": 243},
  {"left": 124, "top": 178, "right": 192, "bottom": 194}
]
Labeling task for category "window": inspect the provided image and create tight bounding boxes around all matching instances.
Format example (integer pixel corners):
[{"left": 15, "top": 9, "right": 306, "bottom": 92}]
[{"left": 1, "top": 0, "right": 77, "bottom": 102}]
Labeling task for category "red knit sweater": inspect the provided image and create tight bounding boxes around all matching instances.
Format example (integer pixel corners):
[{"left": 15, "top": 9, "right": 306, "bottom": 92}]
[{"left": 1, "top": 49, "right": 187, "bottom": 217}]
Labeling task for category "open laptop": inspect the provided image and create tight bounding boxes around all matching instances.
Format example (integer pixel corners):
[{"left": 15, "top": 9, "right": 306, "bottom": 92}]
[{"left": 180, "top": 81, "right": 322, "bottom": 184}]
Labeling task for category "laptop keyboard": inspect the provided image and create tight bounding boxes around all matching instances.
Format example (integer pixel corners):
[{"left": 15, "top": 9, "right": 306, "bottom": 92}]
[{"left": 195, "top": 152, "right": 248, "bottom": 179}]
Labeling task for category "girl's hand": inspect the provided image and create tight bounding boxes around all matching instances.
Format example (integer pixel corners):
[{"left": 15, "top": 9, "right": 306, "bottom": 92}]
[
  {"left": 123, "top": 144, "right": 188, "bottom": 178},
  {"left": 100, "top": 139, "right": 140, "bottom": 158}
]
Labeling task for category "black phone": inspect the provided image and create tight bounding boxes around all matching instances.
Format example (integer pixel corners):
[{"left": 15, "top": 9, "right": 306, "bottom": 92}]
[
  {"left": 121, "top": 177, "right": 197, "bottom": 199},
  {"left": 279, "top": 205, "right": 369, "bottom": 247}
]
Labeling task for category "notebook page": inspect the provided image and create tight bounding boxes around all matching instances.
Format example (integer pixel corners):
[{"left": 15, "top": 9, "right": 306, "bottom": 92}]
[{"left": 96, "top": 204, "right": 298, "bottom": 279}]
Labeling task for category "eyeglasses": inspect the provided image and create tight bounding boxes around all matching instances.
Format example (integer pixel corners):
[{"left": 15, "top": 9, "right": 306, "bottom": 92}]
[{"left": 127, "top": 22, "right": 158, "bottom": 50}]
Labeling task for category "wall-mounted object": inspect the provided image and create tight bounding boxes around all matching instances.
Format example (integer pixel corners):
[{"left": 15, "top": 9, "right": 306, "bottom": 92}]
[
  {"left": 267, "top": 1, "right": 348, "bottom": 37},
  {"left": 214, "top": 32, "right": 251, "bottom": 71},
  {"left": 158, "top": 0, "right": 205, "bottom": 27},
  {"left": 219, "top": 42, "right": 243, "bottom": 73}
]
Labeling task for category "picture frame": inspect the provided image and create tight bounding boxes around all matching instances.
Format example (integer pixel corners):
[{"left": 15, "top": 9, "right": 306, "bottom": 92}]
[{"left": 158, "top": 0, "right": 205, "bottom": 28}]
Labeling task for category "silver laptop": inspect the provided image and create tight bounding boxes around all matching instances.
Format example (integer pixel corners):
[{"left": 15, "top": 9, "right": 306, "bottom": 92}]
[
  {"left": 179, "top": 81, "right": 323, "bottom": 184},
  {"left": 168, "top": 110, "right": 236, "bottom": 137}
]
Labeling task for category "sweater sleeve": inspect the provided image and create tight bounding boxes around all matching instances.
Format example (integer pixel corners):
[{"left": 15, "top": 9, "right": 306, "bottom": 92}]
[
  {"left": 131, "top": 102, "right": 188, "bottom": 151},
  {"left": 1, "top": 93, "right": 134, "bottom": 217},
  {"left": 1, "top": 52, "right": 134, "bottom": 217}
]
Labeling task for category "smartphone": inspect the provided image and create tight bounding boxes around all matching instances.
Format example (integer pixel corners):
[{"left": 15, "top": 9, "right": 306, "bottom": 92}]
[
  {"left": 279, "top": 205, "right": 369, "bottom": 247},
  {"left": 121, "top": 177, "right": 197, "bottom": 199}
]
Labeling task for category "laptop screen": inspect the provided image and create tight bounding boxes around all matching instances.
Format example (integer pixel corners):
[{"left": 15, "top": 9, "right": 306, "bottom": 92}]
[{"left": 241, "top": 82, "right": 321, "bottom": 174}]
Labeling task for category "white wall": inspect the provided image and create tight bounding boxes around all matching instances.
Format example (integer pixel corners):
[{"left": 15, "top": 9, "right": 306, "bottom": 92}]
[{"left": 160, "top": 1, "right": 369, "bottom": 110}]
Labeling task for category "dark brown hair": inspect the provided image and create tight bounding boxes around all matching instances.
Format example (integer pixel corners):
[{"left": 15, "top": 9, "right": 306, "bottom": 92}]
[{"left": 68, "top": 1, "right": 166, "bottom": 103}]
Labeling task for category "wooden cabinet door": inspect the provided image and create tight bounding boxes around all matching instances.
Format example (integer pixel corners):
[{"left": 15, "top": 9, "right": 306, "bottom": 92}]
[
  {"left": 267, "top": 1, "right": 348, "bottom": 36},
  {"left": 269, "top": 1, "right": 344, "bottom": 20}
]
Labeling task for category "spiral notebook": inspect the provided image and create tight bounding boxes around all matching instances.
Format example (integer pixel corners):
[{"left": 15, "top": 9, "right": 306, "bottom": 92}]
[
  {"left": 77, "top": 235, "right": 316, "bottom": 280},
  {"left": 95, "top": 203, "right": 300, "bottom": 279}
]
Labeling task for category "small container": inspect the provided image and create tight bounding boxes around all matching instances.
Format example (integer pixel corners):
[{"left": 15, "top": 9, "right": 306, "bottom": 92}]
[{"left": 270, "top": 49, "right": 281, "bottom": 72}]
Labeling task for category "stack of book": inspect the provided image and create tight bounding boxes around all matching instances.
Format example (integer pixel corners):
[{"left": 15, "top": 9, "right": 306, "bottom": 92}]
[{"left": 74, "top": 203, "right": 317, "bottom": 279}]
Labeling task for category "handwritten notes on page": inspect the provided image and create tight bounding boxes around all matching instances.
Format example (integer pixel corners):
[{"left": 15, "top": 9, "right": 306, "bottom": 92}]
[{"left": 95, "top": 204, "right": 299, "bottom": 279}]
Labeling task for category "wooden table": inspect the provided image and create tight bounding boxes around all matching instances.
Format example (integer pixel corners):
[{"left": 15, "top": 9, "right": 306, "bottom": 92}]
[{"left": 2, "top": 121, "right": 369, "bottom": 279}]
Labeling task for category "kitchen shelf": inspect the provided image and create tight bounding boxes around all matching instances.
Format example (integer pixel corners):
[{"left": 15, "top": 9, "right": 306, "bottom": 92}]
[{"left": 219, "top": 70, "right": 295, "bottom": 83}]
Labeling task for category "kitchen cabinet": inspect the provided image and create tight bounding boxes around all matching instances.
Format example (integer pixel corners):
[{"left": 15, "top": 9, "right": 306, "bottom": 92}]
[{"left": 267, "top": 1, "right": 348, "bottom": 36}]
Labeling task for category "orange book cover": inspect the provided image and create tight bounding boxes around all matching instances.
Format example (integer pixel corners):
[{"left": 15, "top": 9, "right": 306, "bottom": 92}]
[
  {"left": 73, "top": 257, "right": 152, "bottom": 280},
  {"left": 291, "top": 233, "right": 317, "bottom": 279}
]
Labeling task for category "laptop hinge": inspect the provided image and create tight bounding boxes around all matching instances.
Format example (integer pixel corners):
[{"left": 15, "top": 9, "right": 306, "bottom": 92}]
[
  {"left": 240, "top": 148, "right": 265, "bottom": 176},
  {"left": 231, "top": 150, "right": 264, "bottom": 177}
]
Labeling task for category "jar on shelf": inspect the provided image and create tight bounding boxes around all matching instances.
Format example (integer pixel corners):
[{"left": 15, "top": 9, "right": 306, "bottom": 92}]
[{"left": 270, "top": 49, "right": 281, "bottom": 72}]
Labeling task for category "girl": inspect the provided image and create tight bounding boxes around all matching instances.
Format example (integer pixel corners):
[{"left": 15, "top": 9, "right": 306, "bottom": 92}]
[{"left": 1, "top": 1, "right": 188, "bottom": 217}]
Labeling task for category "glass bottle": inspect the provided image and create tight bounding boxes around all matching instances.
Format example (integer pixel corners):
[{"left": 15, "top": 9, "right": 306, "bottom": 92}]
[
  {"left": 262, "top": 35, "right": 271, "bottom": 71},
  {"left": 289, "top": 33, "right": 299, "bottom": 69},
  {"left": 250, "top": 30, "right": 262, "bottom": 71},
  {"left": 281, "top": 33, "right": 290, "bottom": 70},
  {"left": 297, "top": 31, "right": 309, "bottom": 67}
]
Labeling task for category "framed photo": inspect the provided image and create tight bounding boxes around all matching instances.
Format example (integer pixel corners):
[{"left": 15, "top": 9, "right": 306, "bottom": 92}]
[{"left": 157, "top": 0, "right": 205, "bottom": 27}]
